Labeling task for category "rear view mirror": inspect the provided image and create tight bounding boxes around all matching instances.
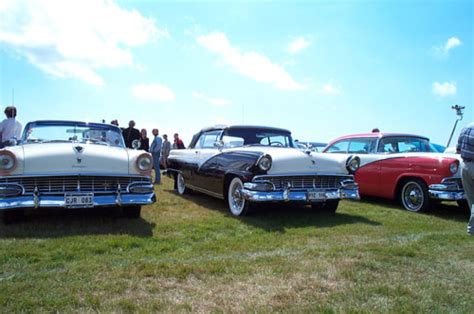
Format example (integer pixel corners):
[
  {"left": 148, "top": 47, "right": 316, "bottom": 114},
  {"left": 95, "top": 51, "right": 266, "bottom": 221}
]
[{"left": 213, "top": 140, "right": 224, "bottom": 150}]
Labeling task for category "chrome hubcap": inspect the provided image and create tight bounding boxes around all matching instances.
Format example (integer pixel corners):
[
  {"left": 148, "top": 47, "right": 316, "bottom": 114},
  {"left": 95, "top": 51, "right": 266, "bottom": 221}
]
[
  {"left": 403, "top": 182, "right": 423, "bottom": 211},
  {"left": 229, "top": 179, "right": 245, "bottom": 215},
  {"left": 177, "top": 175, "right": 185, "bottom": 194}
]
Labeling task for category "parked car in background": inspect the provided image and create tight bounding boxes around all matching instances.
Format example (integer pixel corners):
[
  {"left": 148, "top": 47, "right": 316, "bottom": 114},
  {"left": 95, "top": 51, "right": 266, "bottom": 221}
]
[
  {"left": 166, "top": 125, "right": 360, "bottom": 216},
  {"left": 0, "top": 120, "right": 156, "bottom": 223},
  {"left": 323, "top": 132, "right": 464, "bottom": 212}
]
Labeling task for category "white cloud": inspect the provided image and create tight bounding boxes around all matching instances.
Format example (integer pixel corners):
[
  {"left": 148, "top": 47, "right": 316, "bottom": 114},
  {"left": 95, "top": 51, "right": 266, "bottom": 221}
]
[
  {"left": 196, "top": 32, "right": 305, "bottom": 91},
  {"left": 133, "top": 84, "right": 175, "bottom": 102},
  {"left": 287, "top": 37, "right": 311, "bottom": 55},
  {"left": 434, "top": 37, "right": 462, "bottom": 57},
  {"left": 192, "top": 91, "right": 231, "bottom": 106},
  {"left": 318, "top": 83, "right": 341, "bottom": 95},
  {"left": 0, "top": 0, "right": 167, "bottom": 85},
  {"left": 432, "top": 81, "right": 457, "bottom": 97}
]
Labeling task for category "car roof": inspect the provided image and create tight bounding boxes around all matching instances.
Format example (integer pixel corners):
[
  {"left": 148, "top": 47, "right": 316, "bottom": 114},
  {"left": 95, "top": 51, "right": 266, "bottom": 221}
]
[
  {"left": 329, "top": 132, "right": 430, "bottom": 143},
  {"left": 199, "top": 125, "right": 291, "bottom": 134}
]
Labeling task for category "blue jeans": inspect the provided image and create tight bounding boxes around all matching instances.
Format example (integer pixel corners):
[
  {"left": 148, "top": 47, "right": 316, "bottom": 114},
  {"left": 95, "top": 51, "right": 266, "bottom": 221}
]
[{"left": 152, "top": 152, "right": 161, "bottom": 183}]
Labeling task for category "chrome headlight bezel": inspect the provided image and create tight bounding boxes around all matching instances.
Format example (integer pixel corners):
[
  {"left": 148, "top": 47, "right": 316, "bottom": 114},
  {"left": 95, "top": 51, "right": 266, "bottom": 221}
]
[
  {"left": 136, "top": 153, "right": 153, "bottom": 172},
  {"left": 346, "top": 156, "right": 360, "bottom": 174},
  {"left": 449, "top": 161, "right": 459, "bottom": 174},
  {"left": 257, "top": 155, "right": 272, "bottom": 172},
  {"left": 0, "top": 150, "right": 17, "bottom": 172}
]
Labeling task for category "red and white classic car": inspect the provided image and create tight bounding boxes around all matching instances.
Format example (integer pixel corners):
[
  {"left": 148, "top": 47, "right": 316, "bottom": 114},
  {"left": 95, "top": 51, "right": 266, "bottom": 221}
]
[{"left": 323, "top": 132, "right": 465, "bottom": 212}]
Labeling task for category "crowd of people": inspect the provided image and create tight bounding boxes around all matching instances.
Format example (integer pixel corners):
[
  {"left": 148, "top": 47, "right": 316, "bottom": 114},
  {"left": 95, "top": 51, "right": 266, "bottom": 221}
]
[{"left": 110, "top": 119, "right": 186, "bottom": 185}]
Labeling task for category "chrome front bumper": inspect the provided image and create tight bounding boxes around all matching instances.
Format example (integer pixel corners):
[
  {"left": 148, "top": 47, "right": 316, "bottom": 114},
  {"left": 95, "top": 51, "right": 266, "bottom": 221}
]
[
  {"left": 242, "top": 180, "right": 359, "bottom": 203},
  {"left": 428, "top": 177, "right": 465, "bottom": 201},
  {"left": 0, "top": 193, "right": 156, "bottom": 210},
  {"left": 428, "top": 185, "right": 464, "bottom": 201}
]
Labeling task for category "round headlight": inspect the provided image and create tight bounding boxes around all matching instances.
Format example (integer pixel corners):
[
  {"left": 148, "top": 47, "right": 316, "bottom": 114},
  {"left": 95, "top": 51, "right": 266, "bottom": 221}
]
[
  {"left": 449, "top": 161, "right": 458, "bottom": 174},
  {"left": 346, "top": 156, "right": 360, "bottom": 174},
  {"left": 136, "top": 154, "right": 153, "bottom": 172},
  {"left": 0, "top": 151, "right": 16, "bottom": 171},
  {"left": 258, "top": 155, "right": 272, "bottom": 171}
]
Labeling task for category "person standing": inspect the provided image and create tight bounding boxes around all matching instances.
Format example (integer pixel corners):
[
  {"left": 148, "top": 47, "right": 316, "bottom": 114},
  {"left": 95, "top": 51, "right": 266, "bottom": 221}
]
[
  {"left": 150, "top": 129, "right": 163, "bottom": 184},
  {"left": 457, "top": 122, "right": 474, "bottom": 235},
  {"left": 161, "top": 134, "right": 171, "bottom": 168},
  {"left": 122, "top": 120, "right": 140, "bottom": 149},
  {"left": 0, "top": 106, "right": 22, "bottom": 148},
  {"left": 140, "top": 129, "right": 150, "bottom": 152},
  {"left": 173, "top": 133, "right": 185, "bottom": 149}
]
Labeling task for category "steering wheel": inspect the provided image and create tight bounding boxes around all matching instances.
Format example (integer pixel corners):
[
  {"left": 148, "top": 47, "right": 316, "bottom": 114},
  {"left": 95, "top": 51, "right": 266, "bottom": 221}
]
[{"left": 269, "top": 141, "right": 284, "bottom": 147}]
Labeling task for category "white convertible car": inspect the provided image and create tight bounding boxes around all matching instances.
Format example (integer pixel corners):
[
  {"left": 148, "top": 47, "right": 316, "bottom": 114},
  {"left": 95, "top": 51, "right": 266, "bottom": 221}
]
[
  {"left": 0, "top": 120, "right": 156, "bottom": 223},
  {"left": 166, "top": 125, "right": 360, "bottom": 216}
]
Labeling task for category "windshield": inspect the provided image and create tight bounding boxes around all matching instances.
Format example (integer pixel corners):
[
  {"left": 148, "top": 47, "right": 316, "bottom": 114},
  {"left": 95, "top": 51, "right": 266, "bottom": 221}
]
[
  {"left": 377, "top": 136, "right": 437, "bottom": 153},
  {"left": 22, "top": 122, "right": 125, "bottom": 148},
  {"left": 221, "top": 128, "right": 295, "bottom": 148}
]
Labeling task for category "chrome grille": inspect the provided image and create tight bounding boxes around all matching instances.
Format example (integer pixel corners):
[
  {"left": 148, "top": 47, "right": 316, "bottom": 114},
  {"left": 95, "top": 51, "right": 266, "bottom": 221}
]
[
  {"left": 0, "top": 176, "right": 150, "bottom": 195},
  {"left": 254, "top": 176, "right": 347, "bottom": 190}
]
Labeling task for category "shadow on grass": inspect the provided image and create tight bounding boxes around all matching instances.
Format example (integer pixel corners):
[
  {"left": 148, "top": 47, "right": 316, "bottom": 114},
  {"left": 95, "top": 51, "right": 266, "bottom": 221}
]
[
  {"left": 0, "top": 207, "right": 155, "bottom": 239},
  {"left": 164, "top": 188, "right": 381, "bottom": 232},
  {"left": 359, "top": 195, "right": 470, "bottom": 223}
]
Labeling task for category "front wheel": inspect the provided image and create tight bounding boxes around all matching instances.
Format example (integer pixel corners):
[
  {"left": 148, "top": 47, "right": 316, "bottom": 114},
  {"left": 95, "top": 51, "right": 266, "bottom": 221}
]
[
  {"left": 175, "top": 173, "right": 188, "bottom": 195},
  {"left": 227, "top": 177, "right": 251, "bottom": 216},
  {"left": 399, "top": 179, "right": 430, "bottom": 212}
]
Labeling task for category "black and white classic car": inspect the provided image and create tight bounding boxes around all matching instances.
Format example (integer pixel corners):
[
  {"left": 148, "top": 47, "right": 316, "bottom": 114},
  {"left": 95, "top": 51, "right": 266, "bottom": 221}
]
[
  {"left": 0, "top": 120, "right": 156, "bottom": 223},
  {"left": 166, "top": 125, "right": 360, "bottom": 216}
]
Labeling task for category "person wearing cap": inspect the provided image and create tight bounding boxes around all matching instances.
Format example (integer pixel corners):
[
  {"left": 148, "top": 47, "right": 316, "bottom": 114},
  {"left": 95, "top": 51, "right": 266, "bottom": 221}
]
[
  {"left": 0, "top": 106, "right": 22, "bottom": 148},
  {"left": 457, "top": 122, "right": 474, "bottom": 235}
]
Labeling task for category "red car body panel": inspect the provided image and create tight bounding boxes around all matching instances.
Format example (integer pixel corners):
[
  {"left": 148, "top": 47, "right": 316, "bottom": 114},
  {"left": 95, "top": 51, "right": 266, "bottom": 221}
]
[{"left": 356, "top": 156, "right": 458, "bottom": 199}]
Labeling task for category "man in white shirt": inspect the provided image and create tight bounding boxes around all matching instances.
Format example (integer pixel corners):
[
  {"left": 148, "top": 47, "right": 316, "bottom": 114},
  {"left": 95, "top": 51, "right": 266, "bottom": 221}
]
[{"left": 0, "top": 106, "right": 22, "bottom": 148}]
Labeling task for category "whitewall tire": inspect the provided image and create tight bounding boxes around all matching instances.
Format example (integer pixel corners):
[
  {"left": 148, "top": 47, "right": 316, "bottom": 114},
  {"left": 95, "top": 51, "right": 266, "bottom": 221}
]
[
  {"left": 227, "top": 177, "right": 251, "bottom": 216},
  {"left": 176, "top": 173, "right": 187, "bottom": 195}
]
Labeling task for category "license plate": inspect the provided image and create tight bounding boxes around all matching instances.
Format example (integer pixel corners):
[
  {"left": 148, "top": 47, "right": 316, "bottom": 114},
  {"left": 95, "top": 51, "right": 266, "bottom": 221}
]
[
  {"left": 307, "top": 190, "right": 327, "bottom": 200},
  {"left": 65, "top": 193, "right": 94, "bottom": 208}
]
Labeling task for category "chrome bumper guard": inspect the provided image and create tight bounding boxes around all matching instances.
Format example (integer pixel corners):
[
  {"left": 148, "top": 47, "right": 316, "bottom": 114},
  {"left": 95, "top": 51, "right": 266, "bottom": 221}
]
[
  {"left": 0, "top": 182, "right": 156, "bottom": 210},
  {"left": 242, "top": 179, "right": 359, "bottom": 203},
  {"left": 428, "top": 181, "right": 465, "bottom": 201}
]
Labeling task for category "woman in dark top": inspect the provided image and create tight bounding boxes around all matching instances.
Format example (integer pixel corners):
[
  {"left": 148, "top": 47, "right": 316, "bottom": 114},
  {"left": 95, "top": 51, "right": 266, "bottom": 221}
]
[{"left": 140, "top": 129, "right": 150, "bottom": 152}]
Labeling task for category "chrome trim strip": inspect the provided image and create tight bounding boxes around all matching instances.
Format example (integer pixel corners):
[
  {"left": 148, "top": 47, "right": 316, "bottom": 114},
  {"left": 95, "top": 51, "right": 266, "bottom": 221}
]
[
  {"left": 253, "top": 173, "right": 353, "bottom": 180},
  {"left": 187, "top": 184, "right": 224, "bottom": 199}
]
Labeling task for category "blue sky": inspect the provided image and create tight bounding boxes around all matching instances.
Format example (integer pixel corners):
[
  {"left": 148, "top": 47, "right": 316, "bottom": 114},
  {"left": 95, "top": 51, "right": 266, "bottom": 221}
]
[{"left": 0, "top": 0, "right": 472, "bottom": 146}]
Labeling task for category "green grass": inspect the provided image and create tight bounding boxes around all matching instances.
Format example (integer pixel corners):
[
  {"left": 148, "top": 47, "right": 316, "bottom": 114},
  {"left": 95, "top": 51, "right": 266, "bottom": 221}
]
[{"left": 1, "top": 176, "right": 473, "bottom": 312}]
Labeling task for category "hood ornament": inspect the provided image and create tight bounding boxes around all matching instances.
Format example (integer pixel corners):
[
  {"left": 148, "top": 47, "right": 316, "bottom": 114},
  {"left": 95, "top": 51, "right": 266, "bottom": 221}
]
[{"left": 74, "top": 146, "right": 84, "bottom": 153}]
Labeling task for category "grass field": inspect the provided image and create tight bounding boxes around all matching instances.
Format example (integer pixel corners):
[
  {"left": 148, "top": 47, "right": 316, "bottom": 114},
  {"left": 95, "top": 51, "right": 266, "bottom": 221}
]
[{"left": 1, "top": 176, "right": 473, "bottom": 312}]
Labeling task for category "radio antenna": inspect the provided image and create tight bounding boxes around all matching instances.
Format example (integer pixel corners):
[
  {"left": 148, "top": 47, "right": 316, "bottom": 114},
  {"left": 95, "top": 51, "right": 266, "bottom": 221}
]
[
  {"left": 446, "top": 104, "right": 465, "bottom": 147},
  {"left": 11, "top": 88, "right": 14, "bottom": 106}
]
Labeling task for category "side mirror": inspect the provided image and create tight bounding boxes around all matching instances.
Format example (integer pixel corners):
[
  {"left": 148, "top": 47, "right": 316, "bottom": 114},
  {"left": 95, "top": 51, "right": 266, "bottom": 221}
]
[
  {"left": 132, "top": 139, "right": 141, "bottom": 150},
  {"left": 213, "top": 140, "right": 224, "bottom": 150}
]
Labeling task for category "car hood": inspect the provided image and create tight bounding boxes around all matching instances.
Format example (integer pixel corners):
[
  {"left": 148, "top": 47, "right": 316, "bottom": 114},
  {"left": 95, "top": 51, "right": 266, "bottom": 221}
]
[
  {"left": 20, "top": 143, "right": 130, "bottom": 175},
  {"left": 225, "top": 146, "right": 351, "bottom": 175}
]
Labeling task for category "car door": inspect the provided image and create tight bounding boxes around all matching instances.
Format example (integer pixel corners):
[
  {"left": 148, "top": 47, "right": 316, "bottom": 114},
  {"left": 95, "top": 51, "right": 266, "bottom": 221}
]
[{"left": 191, "top": 130, "right": 222, "bottom": 188}]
